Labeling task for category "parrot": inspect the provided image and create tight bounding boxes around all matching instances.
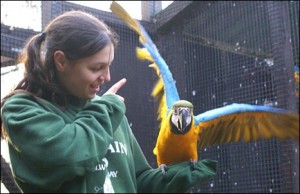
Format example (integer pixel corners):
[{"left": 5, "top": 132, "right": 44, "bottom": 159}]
[{"left": 110, "top": 1, "right": 299, "bottom": 174}]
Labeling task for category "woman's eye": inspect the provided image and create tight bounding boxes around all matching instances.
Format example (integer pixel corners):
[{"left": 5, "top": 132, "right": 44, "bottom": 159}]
[{"left": 91, "top": 67, "right": 102, "bottom": 72}]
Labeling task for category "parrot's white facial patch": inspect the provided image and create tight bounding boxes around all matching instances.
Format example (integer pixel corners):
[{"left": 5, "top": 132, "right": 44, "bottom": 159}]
[
  {"left": 173, "top": 107, "right": 193, "bottom": 115},
  {"left": 171, "top": 107, "right": 193, "bottom": 132}
]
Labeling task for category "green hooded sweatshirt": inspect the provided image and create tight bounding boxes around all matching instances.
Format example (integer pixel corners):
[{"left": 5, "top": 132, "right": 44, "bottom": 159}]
[{"left": 2, "top": 93, "right": 217, "bottom": 193}]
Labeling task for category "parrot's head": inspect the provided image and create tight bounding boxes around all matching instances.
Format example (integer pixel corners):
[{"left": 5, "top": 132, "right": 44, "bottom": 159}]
[{"left": 171, "top": 100, "right": 194, "bottom": 134}]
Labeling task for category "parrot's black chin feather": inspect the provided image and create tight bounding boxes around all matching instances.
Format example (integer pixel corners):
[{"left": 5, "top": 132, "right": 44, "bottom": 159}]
[{"left": 170, "top": 121, "right": 192, "bottom": 134}]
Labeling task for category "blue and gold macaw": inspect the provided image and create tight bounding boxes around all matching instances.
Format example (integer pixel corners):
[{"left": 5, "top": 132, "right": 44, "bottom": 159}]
[{"left": 111, "top": 1, "right": 299, "bottom": 174}]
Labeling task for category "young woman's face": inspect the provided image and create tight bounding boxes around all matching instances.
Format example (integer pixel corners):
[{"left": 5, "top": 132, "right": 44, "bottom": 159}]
[{"left": 56, "top": 43, "right": 114, "bottom": 99}]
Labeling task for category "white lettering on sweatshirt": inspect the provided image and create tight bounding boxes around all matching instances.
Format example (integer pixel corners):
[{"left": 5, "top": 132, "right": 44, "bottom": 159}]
[{"left": 107, "top": 141, "right": 127, "bottom": 155}]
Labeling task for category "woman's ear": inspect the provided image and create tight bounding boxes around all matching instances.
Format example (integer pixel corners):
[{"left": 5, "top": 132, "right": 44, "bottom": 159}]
[{"left": 54, "top": 51, "right": 67, "bottom": 72}]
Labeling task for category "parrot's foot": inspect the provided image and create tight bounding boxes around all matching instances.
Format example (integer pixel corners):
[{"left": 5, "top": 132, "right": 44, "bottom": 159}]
[
  {"left": 190, "top": 159, "right": 197, "bottom": 169},
  {"left": 159, "top": 164, "right": 168, "bottom": 175}
]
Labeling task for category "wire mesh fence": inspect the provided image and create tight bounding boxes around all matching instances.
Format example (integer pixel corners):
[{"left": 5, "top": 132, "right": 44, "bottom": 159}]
[{"left": 1, "top": 1, "right": 299, "bottom": 193}]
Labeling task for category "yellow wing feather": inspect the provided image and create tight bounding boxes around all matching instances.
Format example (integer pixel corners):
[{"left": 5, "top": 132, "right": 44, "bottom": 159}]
[
  {"left": 150, "top": 64, "right": 168, "bottom": 129},
  {"left": 136, "top": 47, "right": 168, "bottom": 126},
  {"left": 110, "top": 1, "right": 147, "bottom": 43},
  {"left": 198, "top": 112, "right": 299, "bottom": 149}
]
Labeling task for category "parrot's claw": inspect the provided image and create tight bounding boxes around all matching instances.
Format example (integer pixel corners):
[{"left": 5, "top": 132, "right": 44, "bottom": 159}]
[
  {"left": 159, "top": 164, "right": 168, "bottom": 175},
  {"left": 190, "top": 159, "right": 197, "bottom": 169}
]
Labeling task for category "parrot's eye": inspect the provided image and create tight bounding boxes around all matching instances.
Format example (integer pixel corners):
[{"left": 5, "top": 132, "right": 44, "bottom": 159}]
[
  {"left": 173, "top": 107, "right": 180, "bottom": 115},
  {"left": 181, "top": 107, "right": 192, "bottom": 115}
]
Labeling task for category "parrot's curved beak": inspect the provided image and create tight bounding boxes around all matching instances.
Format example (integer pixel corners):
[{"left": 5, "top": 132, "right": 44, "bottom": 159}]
[
  {"left": 178, "top": 109, "right": 188, "bottom": 131},
  {"left": 173, "top": 108, "right": 192, "bottom": 133}
]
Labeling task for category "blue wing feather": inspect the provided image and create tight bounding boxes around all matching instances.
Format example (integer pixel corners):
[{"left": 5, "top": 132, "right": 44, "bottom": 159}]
[
  {"left": 140, "top": 33, "right": 180, "bottom": 110},
  {"left": 138, "top": 23, "right": 156, "bottom": 49},
  {"left": 194, "top": 103, "right": 287, "bottom": 125}
]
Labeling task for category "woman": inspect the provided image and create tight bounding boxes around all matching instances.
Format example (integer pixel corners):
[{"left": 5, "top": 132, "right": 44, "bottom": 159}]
[{"left": 1, "top": 10, "right": 217, "bottom": 193}]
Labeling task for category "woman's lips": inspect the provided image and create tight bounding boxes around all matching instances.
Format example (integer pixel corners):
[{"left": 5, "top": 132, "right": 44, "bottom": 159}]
[{"left": 91, "top": 85, "right": 100, "bottom": 93}]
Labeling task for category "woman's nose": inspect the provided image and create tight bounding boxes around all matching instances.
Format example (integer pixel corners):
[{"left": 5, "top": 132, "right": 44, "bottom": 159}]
[
  {"left": 105, "top": 68, "right": 111, "bottom": 81},
  {"left": 98, "top": 68, "right": 111, "bottom": 83}
]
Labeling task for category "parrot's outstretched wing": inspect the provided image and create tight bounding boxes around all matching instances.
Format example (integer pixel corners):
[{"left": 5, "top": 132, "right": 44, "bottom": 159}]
[
  {"left": 110, "top": 1, "right": 299, "bottom": 152},
  {"left": 194, "top": 103, "right": 299, "bottom": 149},
  {"left": 110, "top": 1, "right": 180, "bottom": 114}
]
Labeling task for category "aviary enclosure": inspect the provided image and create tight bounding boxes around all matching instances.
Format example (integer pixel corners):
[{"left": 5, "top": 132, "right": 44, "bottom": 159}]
[{"left": 1, "top": 1, "right": 299, "bottom": 193}]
